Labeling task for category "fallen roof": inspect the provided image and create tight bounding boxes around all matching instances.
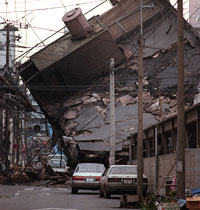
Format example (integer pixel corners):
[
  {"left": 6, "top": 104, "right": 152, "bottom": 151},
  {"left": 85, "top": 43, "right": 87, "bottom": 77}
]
[{"left": 20, "top": 16, "right": 124, "bottom": 123}]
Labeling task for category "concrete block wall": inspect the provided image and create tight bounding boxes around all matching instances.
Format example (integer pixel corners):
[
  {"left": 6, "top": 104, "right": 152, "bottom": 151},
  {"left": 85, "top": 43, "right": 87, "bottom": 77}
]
[
  {"left": 144, "top": 157, "right": 156, "bottom": 193},
  {"left": 185, "top": 148, "right": 200, "bottom": 189},
  {"left": 132, "top": 149, "right": 200, "bottom": 195},
  {"left": 157, "top": 153, "right": 176, "bottom": 195}
]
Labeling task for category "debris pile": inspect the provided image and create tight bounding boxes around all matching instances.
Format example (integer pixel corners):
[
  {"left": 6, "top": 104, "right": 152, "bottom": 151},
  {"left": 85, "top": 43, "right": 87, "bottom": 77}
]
[{"left": 0, "top": 164, "right": 72, "bottom": 187}]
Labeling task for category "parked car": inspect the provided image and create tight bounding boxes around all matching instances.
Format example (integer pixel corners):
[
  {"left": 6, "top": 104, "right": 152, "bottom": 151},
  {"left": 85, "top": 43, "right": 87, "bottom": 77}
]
[
  {"left": 71, "top": 163, "right": 105, "bottom": 194},
  {"left": 47, "top": 153, "right": 70, "bottom": 173},
  {"left": 99, "top": 165, "right": 148, "bottom": 198}
]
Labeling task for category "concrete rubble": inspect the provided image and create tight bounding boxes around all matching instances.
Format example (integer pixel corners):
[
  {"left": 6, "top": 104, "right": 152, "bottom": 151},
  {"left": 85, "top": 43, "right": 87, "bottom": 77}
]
[{"left": 0, "top": 163, "right": 72, "bottom": 187}]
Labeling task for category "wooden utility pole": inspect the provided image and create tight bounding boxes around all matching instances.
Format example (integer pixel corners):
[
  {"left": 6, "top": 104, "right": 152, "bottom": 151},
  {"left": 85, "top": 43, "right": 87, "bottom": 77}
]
[
  {"left": 109, "top": 58, "right": 115, "bottom": 166},
  {"left": 176, "top": 0, "right": 185, "bottom": 198},
  {"left": 137, "top": 0, "right": 144, "bottom": 199},
  {"left": 5, "top": 24, "right": 10, "bottom": 172},
  {"left": 6, "top": 24, "right": 10, "bottom": 68}
]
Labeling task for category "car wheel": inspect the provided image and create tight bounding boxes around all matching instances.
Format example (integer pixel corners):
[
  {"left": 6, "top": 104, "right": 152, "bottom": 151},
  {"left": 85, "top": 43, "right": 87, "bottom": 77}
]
[{"left": 71, "top": 187, "right": 78, "bottom": 194}]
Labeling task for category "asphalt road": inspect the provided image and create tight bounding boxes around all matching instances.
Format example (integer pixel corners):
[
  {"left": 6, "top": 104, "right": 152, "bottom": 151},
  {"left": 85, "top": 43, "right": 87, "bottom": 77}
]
[{"left": 0, "top": 185, "right": 140, "bottom": 210}]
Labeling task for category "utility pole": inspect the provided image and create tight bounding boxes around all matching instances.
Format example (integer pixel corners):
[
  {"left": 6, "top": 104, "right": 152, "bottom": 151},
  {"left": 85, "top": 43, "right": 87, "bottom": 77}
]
[
  {"left": 137, "top": 0, "right": 144, "bottom": 199},
  {"left": 6, "top": 24, "right": 10, "bottom": 68},
  {"left": 176, "top": 0, "right": 185, "bottom": 198},
  {"left": 5, "top": 24, "right": 10, "bottom": 172},
  {"left": 109, "top": 58, "right": 115, "bottom": 166}
]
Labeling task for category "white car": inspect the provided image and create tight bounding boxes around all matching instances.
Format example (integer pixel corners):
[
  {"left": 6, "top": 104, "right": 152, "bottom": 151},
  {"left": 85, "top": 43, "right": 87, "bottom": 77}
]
[
  {"left": 48, "top": 154, "right": 70, "bottom": 173},
  {"left": 71, "top": 163, "right": 105, "bottom": 194},
  {"left": 99, "top": 165, "right": 148, "bottom": 198}
]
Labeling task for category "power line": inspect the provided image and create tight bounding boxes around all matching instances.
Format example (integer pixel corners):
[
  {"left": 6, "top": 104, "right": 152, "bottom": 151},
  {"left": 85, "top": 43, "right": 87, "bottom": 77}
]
[
  {"left": 0, "top": 16, "right": 65, "bottom": 33},
  {"left": 0, "top": 0, "right": 40, "bottom": 4},
  {"left": 12, "top": 1, "right": 177, "bottom": 62},
  {"left": 0, "top": 0, "right": 107, "bottom": 13},
  {"left": 4, "top": 0, "right": 169, "bottom": 63},
  {"left": 13, "top": 0, "right": 108, "bottom": 62}
]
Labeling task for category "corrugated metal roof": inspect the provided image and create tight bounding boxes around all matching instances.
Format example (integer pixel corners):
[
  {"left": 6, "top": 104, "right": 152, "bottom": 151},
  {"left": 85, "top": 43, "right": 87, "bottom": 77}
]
[
  {"left": 100, "top": 0, "right": 163, "bottom": 41},
  {"left": 74, "top": 106, "right": 104, "bottom": 130},
  {"left": 78, "top": 140, "right": 123, "bottom": 152},
  {"left": 73, "top": 104, "right": 157, "bottom": 152}
]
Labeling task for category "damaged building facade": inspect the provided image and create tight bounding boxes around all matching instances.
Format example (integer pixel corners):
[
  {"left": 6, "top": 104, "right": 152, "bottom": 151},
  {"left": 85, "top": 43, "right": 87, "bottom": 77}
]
[
  {"left": 0, "top": 63, "right": 34, "bottom": 170},
  {"left": 18, "top": 0, "right": 200, "bottom": 190},
  {"left": 130, "top": 103, "right": 200, "bottom": 194}
]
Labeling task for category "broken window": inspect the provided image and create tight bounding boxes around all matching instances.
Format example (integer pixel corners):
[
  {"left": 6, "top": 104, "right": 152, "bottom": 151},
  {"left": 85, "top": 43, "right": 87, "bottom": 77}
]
[
  {"left": 157, "top": 135, "right": 164, "bottom": 155},
  {"left": 164, "top": 132, "right": 173, "bottom": 154},
  {"left": 148, "top": 138, "right": 154, "bottom": 157},
  {"left": 186, "top": 122, "right": 197, "bottom": 148},
  {"left": 143, "top": 140, "right": 147, "bottom": 158}
]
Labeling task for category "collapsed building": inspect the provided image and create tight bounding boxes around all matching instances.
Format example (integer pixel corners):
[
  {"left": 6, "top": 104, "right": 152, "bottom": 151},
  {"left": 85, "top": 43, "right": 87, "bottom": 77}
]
[{"left": 18, "top": 0, "right": 200, "bottom": 169}]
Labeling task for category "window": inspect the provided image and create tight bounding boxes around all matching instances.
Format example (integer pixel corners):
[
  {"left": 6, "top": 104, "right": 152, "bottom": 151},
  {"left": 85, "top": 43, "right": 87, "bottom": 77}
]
[{"left": 110, "top": 166, "right": 137, "bottom": 174}]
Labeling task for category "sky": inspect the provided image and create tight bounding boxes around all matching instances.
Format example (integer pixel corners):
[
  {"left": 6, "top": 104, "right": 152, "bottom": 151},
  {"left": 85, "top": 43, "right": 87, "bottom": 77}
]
[
  {"left": 0, "top": 0, "right": 190, "bottom": 62},
  {"left": 171, "top": 0, "right": 189, "bottom": 17},
  {"left": 0, "top": 0, "right": 112, "bottom": 61}
]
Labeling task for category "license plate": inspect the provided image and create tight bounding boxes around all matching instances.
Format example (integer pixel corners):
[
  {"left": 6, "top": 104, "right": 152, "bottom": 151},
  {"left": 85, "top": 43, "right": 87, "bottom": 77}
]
[
  {"left": 123, "top": 179, "right": 133, "bottom": 184},
  {"left": 86, "top": 177, "right": 95, "bottom": 182}
]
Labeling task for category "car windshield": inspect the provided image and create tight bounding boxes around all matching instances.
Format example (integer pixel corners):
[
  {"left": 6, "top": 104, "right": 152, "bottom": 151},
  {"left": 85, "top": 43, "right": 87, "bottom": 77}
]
[
  {"left": 50, "top": 159, "right": 65, "bottom": 168},
  {"left": 76, "top": 163, "right": 105, "bottom": 172},
  {"left": 110, "top": 166, "right": 137, "bottom": 174}
]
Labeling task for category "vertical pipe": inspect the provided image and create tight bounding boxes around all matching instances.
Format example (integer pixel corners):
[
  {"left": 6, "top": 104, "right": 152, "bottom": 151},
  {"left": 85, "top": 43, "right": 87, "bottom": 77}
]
[
  {"left": 9, "top": 117, "right": 14, "bottom": 165},
  {"left": 129, "top": 137, "right": 133, "bottom": 164},
  {"left": 109, "top": 58, "right": 115, "bottom": 166},
  {"left": 6, "top": 24, "right": 10, "bottom": 68},
  {"left": 0, "top": 108, "right": 3, "bottom": 157},
  {"left": 15, "top": 111, "right": 20, "bottom": 166},
  {"left": 154, "top": 127, "right": 158, "bottom": 193},
  {"left": 21, "top": 113, "right": 25, "bottom": 167},
  {"left": 2, "top": 108, "right": 6, "bottom": 163},
  {"left": 5, "top": 108, "right": 9, "bottom": 172},
  {"left": 19, "top": 113, "right": 23, "bottom": 166},
  {"left": 196, "top": 109, "right": 199, "bottom": 148},
  {"left": 137, "top": 0, "right": 144, "bottom": 199}
]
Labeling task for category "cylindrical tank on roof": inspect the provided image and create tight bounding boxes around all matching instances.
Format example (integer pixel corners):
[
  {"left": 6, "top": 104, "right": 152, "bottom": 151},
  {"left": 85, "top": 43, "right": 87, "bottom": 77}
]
[{"left": 62, "top": 8, "right": 91, "bottom": 40}]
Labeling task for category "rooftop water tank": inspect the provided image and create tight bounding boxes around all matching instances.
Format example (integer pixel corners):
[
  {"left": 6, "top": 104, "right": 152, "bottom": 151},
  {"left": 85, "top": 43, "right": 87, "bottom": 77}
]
[{"left": 62, "top": 8, "right": 92, "bottom": 40}]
